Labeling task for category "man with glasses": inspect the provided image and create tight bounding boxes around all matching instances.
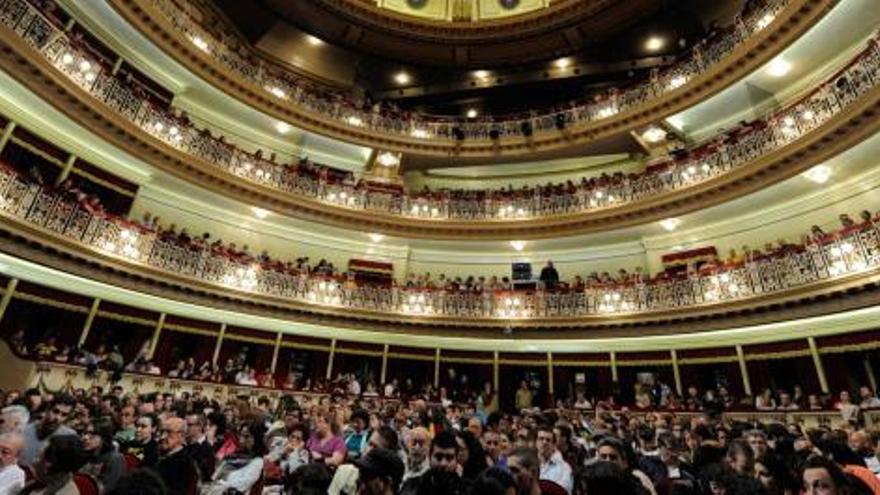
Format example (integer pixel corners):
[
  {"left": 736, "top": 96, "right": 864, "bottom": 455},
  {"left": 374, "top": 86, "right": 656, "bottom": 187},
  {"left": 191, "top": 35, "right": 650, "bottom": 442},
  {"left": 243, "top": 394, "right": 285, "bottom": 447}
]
[
  {"left": 156, "top": 417, "right": 198, "bottom": 495},
  {"left": 120, "top": 413, "right": 159, "bottom": 467},
  {"left": 536, "top": 425, "right": 572, "bottom": 493},
  {"left": 20, "top": 393, "right": 76, "bottom": 467},
  {"left": 0, "top": 432, "right": 25, "bottom": 495},
  {"left": 402, "top": 427, "right": 430, "bottom": 483}
]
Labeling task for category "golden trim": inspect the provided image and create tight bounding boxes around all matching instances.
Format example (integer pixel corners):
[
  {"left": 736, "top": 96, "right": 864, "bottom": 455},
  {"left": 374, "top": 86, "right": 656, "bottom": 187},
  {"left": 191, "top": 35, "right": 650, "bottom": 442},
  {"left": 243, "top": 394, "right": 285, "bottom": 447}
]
[
  {"left": 12, "top": 291, "right": 90, "bottom": 313},
  {"left": 334, "top": 347, "right": 384, "bottom": 358}
]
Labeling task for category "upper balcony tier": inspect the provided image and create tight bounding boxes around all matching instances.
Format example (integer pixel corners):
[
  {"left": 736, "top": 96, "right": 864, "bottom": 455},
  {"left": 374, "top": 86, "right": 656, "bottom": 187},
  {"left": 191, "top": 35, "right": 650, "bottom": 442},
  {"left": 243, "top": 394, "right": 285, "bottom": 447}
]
[
  {"left": 1, "top": 0, "right": 878, "bottom": 239},
  {"left": 106, "top": 0, "right": 834, "bottom": 158}
]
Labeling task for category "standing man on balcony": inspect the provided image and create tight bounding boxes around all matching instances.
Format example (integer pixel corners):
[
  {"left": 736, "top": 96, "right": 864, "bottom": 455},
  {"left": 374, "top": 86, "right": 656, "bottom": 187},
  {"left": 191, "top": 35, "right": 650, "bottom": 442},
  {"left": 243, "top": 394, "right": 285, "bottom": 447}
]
[{"left": 539, "top": 262, "right": 559, "bottom": 291}]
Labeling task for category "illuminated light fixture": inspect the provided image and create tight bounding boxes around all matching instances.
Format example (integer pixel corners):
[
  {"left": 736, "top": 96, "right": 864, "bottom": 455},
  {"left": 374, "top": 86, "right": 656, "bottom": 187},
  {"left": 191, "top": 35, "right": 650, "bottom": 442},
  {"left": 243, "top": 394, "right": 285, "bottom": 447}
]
[
  {"left": 801, "top": 110, "right": 815, "bottom": 120},
  {"left": 668, "top": 75, "right": 688, "bottom": 90},
  {"left": 376, "top": 152, "right": 400, "bottom": 167},
  {"left": 61, "top": 53, "right": 74, "bottom": 65},
  {"left": 190, "top": 35, "right": 209, "bottom": 52},
  {"left": 766, "top": 58, "right": 792, "bottom": 77},
  {"left": 466, "top": 108, "right": 479, "bottom": 119},
  {"left": 642, "top": 126, "right": 666, "bottom": 143},
  {"left": 153, "top": 122, "right": 165, "bottom": 132},
  {"left": 410, "top": 128, "right": 429, "bottom": 139},
  {"left": 84, "top": 72, "right": 96, "bottom": 82},
  {"left": 393, "top": 71, "right": 411, "bottom": 85},
  {"left": 368, "top": 233, "right": 384, "bottom": 243},
  {"left": 274, "top": 121, "right": 292, "bottom": 134},
  {"left": 782, "top": 116, "right": 795, "bottom": 127},
  {"left": 78, "top": 60, "right": 91, "bottom": 72},
  {"left": 597, "top": 106, "right": 617, "bottom": 119},
  {"left": 473, "top": 70, "right": 490, "bottom": 80},
  {"left": 346, "top": 115, "right": 364, "bottom": 127},
  {"left": 267, "top": 86, "right": 286, "bottom": 99},
  {"left": 510, "top": 240, "right": 526, "bottom": 251},
  {"left": 554, "top": 57, "right": 572, "bottom": 69},
  {"left": 251, "top": 207, "right": 269, "bottom": 219},
  {"left": 659, "top": 218, "right": 681, "bottom": 231},
  {"left": 802, "top": 164, "right": 831, "bottom": 184},
  {"left": 305, "top": 35, "right": 323, "bottom": 46},
  {"left": 644, "top": 36, "right": 665, "bottom": 52},
  {"left": 756, "top": 12, "right": 775, "bottom": 30}
]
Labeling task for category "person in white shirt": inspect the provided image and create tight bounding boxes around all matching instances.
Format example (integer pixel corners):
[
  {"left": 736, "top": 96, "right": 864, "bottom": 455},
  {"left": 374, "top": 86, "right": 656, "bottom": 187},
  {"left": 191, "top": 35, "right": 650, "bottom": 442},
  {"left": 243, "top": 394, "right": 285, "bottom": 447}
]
[
  {"left": 0, "top": 433, "right": 25, "bottom": 495},
  {"left": 536, "top": 425, "right": 573, "bottom": 493},
  {"left": 859, "top": 386, "right": 880, "bottom": 409}
]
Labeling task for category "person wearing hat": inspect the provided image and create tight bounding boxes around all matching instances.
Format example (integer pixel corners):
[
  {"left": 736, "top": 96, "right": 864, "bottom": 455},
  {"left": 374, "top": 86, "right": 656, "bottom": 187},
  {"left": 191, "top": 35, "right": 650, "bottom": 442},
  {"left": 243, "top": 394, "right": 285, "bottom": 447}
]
[{"left": 355, "top": 448, "right": 404, "bottom": 495}]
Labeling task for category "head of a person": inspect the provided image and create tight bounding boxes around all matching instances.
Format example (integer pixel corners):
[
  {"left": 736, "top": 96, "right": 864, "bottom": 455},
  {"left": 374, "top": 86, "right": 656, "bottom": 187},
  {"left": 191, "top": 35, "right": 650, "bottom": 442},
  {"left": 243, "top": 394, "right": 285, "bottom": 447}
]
[
  {"left": 596, "top": 437, "right": 627, "bottom": 470},
  {"left": 848, "top": 430, "right": 872, "bottom": 455},
  {"left": 244, "top": 419, "right": 268, "bottom": 455},
  {"left": 159, "top": 417, "right": 186, "bottom": 454},
  {"left": 746, "top": 429, "right": 769, "bottom": 460},
  {"left": 408, "top": 426, "right": 430, "bottom": 466},
  {"left": 367, "top": 425, "right": 399, "bottom": 455},
  {"left": 467, "top": 416, "right": 483, "bottom": 439},
  {"left": 535, "top": 424, "right": 557, "bottom": 460},
  {"left": 355, "top": 447, "right": 404, "bottom": 495},
  {"left": 576, "top": 460, "right": 641, "bottom": 495},
  {"left": 38, "top": 434, "right": 86, "bottom": 477},
  {"left": 315, "top": 410, "right": 339, "bottom": 438},
  {"left": 429, "top": 430, "right": 459, "bottom": 473},
  {"left": 483, "top": 430, "right": 501, "bottom": 461},
  {"left": 506, "top": 447, "right": 540, "bottom": 495},
  {"left": 206, "top": 411, "right": 226, "bottom": 438},
  {"left": 184, "top": 413, "right": 205, "bottom": 443},
  {"left": 82, "top": 417, "right": 115, "bottom": 455},
  {"left": 119, "top": 404, "right": 136, "bottom": 428},
  {"left": 288, "top": 462, "right": 332, "bottom": 495},
  {"left": 0, "top": 432, "right": 23, "bottom": 468},
  {"left": 135, "top": 413, "right": 158, "bottom": 443},
  {"left": 0, "top": 405, "right": 29, "bottom": 434},
  {"left": 105, "top": 467, "right": 167, "bottom": 495},
  {"left": 800, "top": 455, "right": 853, "bottom": 495},
  {"left": 350, "top": 410, "right": 369, "bottom": 433},
  {"left": 471, "top": 467, "right": 516, "bottom": 495},
  {"left": 726, "top": 438, "right": 755, "bottom": 475},
  {"left": 40, "top": 393, "right": 76, "bottom": 437}
]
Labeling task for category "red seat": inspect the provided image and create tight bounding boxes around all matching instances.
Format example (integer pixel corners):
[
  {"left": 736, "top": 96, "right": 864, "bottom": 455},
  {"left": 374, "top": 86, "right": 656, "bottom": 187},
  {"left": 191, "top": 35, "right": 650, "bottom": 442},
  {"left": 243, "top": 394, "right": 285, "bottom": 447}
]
[
  {"left": 73, "top": 473, "right": 100, "bottom": 495},
  {"left": 538, "top": 479, "right": 569, "bottom": 495},
  {"left": 20, "top": 465, "right": 35, "bottom": 482}
]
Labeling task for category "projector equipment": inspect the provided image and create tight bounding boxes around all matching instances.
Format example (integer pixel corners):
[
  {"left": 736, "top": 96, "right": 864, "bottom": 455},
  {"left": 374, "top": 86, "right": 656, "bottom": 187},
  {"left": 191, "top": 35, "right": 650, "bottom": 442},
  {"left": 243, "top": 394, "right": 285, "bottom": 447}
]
[
  {"left": 555, "top": 113, "right": 566, "bottom": 130},
  {"left": 520, "top": 121, "right": 533, "bottom": 137}
]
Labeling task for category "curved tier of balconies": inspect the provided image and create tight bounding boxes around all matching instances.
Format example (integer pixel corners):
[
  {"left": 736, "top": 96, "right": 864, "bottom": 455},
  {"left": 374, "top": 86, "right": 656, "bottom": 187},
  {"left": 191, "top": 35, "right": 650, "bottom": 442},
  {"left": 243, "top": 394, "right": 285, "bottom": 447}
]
[
  {"left": 108, "top": 0, "right": 833, "bottom": 157},
  {"left": 0, "top": 0, "right": 878, "bottom": 240},
  {"left": 2, "top": 160, "right": 880, "bottom": 338}
]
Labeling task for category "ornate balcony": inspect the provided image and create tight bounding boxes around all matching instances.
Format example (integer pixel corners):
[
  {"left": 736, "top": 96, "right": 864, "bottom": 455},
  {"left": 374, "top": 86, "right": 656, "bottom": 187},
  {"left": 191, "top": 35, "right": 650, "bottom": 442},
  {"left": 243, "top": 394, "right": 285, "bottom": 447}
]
[
  {"left": 106, "top": 0, "right": 834, "bottom": 156},
  {"left": 0, "top": 0, "right": 877, "bottom": 239}
]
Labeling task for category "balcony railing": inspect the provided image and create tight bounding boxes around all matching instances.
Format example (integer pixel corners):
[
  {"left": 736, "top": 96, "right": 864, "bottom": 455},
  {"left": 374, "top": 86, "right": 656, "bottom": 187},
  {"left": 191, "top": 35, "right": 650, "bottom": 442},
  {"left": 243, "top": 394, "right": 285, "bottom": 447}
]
[
  {"left": 2, "top": 163, "right": 880, "bottom": 321},
  {"left": 143, "top": 0, "right": 786, "bottom": 142},
  {"left": 1, "top": 0, "right": 878, "bottom": 225}
]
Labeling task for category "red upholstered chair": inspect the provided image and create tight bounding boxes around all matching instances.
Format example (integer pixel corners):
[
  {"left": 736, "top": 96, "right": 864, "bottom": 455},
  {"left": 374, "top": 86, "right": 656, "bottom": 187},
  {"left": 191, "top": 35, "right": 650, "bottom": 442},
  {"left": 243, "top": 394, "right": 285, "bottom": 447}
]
[
  {"left": 538, "top": 479, "right": 569, "bottom": 495},
  {"left": 20, "top": 464, "right": 35, "bottom": 482},
  {"left": 73, "top": 473, "right": 100, "bottom": 495}
]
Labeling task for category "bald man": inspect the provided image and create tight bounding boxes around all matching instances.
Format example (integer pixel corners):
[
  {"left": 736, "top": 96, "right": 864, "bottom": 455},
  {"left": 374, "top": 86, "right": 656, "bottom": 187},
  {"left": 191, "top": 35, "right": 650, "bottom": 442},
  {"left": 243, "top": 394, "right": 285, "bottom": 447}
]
[
  {"left": 156, "top": 417, "right": 198, "bottom": 495},
  {"left": 0, "top": 433, "right": 25, "bottom": 495},
  {"left": 402, "top": 427, "right": 431, "bottom": 483}
]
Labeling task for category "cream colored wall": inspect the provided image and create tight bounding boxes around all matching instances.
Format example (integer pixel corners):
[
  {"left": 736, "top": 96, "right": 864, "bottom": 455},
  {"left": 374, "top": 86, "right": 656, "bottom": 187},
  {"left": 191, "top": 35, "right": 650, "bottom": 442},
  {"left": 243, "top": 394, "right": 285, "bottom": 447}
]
[{"left": 376, "top": 0, "right": 548, "bottom": 21}]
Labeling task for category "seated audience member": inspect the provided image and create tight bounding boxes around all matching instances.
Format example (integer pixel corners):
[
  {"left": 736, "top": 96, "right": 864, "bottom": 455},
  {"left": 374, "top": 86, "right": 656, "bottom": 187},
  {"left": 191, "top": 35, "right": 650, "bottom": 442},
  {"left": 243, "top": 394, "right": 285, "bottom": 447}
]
[
  {"left": 858, "top": 386, "right": 880, "bottom": 409},
  {"left": 402, "top": 427, "right": 431, "bottom": 483},
  {"left": 79, "top": 418, "right": 125, "bottom": 491},
  {"left": 536, "top": 424, "right": 573, "bottom": 493},
  {"left": 20, "top": 394, "right": 77, "bottom": 467},
  {"left": 120, "top": 414, "right": 159, "bottom": 467},
  {"left": 576, "top": 461, "right": 643, "bottom": 495},
  {"left": 800, "top": 454, "right": 873, "bottom": 495},
  {"left": 354, "top": 448, "right": 404, "bottom": 495},
  {"left": 506, "top": 447, "right": 542, "bottom": 495},
  {"left": 306, "top": 410, "right": 346, "bottom": 467},
  {"left": 343, "top": 409, "right": 371, "bottom": 461},
  {"left": 0, "top": 432, "right": 25, "bottom": 495},
  {"left": 155, "top": 417, "right": 197, "bottom": 495},
  {"left": 19, "top": 435, "right": 85, "bottom": 495},
  {"left": 1, "top": 405, "right": 29, "bottom": 434},
  {"left": 183, "top": 413, "right": 215, "bottom": 481},
  {"left": 207, "top": 420, "right": 266, "bottom": 495}
]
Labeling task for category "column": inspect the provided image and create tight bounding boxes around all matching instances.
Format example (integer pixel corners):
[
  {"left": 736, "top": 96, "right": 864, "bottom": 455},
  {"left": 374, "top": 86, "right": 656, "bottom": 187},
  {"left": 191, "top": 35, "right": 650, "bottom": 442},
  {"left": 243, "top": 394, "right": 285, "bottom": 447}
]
[
  {"left": 808, "top": 337, "right": 829, "bottom": 394},
  {"left": 145, "top": 313, "right": 166, "bottom": 360},
  {"left": 865, "top": 356, "right": 878, "bottom": 393},
  {"left": 547, "top": 352, "right": 554, "bottom": 397},
  {"left": 671, "top": 349, "right": 683, "bottom": 396},
  {"left": 493, "top": 351, "right": 499, "bottom": 391},
  {"left": 77, "top": 298, "right": 101, "bottom": 347},
  {"left": 212, "top": 323, "right": 227, "bottom": 365},
  {"left": 54, "top": 154, "right": 77, "bottom": 186},
  {"left": 325, "top": 339, "right": 337, "bottom": 380},
  {"left": 736, "top": 345, "right": 752, "bottom": 396},
  {"left": 434, "top": 348, "right": 441, "bottom": 388},
  {"left": 0, "top": 278, "right": 19, "bottom": 325},
  {"left": 270, "top": 332, "right": 282, "bottom": 374},
  {"left": 610, "top": 351, "right": 618, "bottom": 382},
  {"left": 380, "top": 344, "right": 389, "bottom": 385},
  {"left": 0, "top": 121, "right": 16, "bottom": 154}
]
